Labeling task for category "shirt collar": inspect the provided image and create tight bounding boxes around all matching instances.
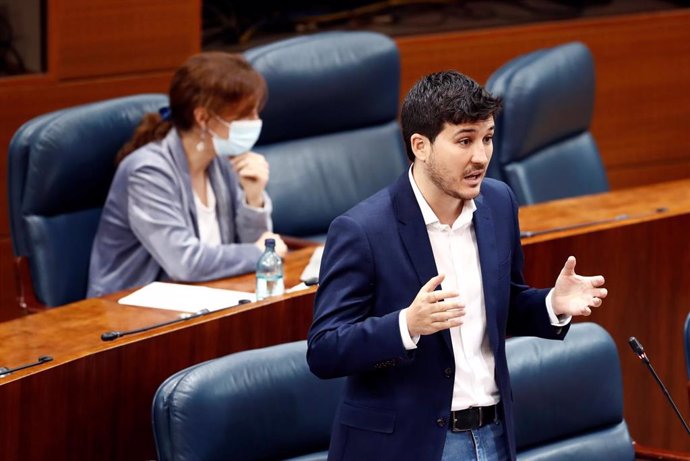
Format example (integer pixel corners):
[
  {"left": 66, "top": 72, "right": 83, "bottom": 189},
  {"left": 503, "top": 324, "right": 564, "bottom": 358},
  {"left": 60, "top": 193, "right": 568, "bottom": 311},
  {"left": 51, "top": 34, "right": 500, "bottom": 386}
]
[{"left": 408, "top": 165, "right": 476, "bottom": 229}]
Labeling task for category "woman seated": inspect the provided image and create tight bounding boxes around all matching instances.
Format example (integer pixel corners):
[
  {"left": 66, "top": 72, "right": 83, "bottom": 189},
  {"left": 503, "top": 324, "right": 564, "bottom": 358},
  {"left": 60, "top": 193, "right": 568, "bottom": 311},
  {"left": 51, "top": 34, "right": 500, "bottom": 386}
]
[{"left": 88, "top": 52, "right": 286, "bottom": 297}]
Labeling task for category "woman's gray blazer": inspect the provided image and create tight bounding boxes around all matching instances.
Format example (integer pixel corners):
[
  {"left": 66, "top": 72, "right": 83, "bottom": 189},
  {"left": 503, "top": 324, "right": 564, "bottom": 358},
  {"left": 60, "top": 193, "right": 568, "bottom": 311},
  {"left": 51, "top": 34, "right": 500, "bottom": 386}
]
[{"left": 88, "top": 129, "right": 272, "bottom": 297}]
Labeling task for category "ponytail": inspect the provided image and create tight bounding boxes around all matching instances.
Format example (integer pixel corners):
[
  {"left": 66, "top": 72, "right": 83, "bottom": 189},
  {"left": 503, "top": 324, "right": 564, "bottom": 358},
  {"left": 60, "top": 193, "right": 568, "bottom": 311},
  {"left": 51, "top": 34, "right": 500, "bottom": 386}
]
[{"left": 116, "top": 113, "right": 173, "bottom": 164}]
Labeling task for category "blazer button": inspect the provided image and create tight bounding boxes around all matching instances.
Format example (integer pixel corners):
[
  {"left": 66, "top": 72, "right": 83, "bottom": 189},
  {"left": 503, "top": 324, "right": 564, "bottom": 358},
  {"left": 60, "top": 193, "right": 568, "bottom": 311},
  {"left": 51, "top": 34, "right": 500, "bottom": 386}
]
[
  {"left": 444, "top": 367, "right": 453, "bottom": 378},
  {"left": 436, "top": 417, "right": 446, "bottom": 428}
]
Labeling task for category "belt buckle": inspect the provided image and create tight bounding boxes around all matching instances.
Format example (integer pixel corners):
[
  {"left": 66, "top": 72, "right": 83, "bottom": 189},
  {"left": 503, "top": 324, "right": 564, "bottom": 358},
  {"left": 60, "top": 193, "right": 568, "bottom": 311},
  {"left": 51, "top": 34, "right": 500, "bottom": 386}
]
[
  {"left": 451, "top": 411, "right": 465, "bottom": 432},
  {"left": 477, "top": 407, "right": 483, "bottom": 427}
]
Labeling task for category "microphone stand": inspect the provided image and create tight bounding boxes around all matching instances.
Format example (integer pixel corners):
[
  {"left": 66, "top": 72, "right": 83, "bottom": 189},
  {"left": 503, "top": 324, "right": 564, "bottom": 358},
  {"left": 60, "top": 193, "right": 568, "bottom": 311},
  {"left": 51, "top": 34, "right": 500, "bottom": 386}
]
[
  {"left": 101, "top": 299, "right": 252, "bottom": 342},
  {"left": 628, "top": 337, "right": 690, "bottom": 436}
]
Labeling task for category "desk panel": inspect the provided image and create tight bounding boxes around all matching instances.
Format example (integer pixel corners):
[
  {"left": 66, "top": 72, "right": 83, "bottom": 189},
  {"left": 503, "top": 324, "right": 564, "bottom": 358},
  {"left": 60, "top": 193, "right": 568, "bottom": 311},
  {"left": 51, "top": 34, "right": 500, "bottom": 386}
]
[{"left": 520, "top": 179, "right": 690, "bottom": 451}]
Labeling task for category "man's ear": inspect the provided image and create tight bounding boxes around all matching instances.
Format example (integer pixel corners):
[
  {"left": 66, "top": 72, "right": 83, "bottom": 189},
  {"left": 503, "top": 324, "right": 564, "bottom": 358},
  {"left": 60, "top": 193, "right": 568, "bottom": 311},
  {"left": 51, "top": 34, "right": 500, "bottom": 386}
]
[
  {"left": 410, "top": 133, "right": 430, "bottom": 162},
  {"left": 193, "top": 107, "right": 210, "bottom": 130}
]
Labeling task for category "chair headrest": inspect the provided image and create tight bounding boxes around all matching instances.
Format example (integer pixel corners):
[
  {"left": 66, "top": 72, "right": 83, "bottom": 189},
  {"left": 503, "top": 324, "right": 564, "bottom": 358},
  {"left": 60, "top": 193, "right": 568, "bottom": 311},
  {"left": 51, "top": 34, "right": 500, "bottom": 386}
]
[
  {"left": 487, "top": 42, "right": 595, "bottom": 165},
  {"left": 246, "top": 31, "right": 400, "bottom": 144}
]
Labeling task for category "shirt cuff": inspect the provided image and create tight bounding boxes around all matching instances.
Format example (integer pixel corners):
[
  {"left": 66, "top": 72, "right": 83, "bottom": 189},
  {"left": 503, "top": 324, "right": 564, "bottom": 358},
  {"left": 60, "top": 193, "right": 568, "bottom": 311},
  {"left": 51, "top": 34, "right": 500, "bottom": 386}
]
[
  {"left": 399, "top": 308, "right": 420, "bottom": 350},
  {"left": 546, "top": 289, "right": 571, "bottom": 327}
]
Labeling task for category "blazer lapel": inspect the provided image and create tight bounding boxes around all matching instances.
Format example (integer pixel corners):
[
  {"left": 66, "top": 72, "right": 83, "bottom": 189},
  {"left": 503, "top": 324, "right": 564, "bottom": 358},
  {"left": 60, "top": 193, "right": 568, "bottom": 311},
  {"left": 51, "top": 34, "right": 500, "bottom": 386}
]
[
  {"left": 473, "top": 193, "right": 500, "bottom": 353},
  {"left": 166, "top": 129, "right": 199, "bottom": 237},
  {"left": 391, "top": 173, "right": 453, "bottom": 352},
  {"left": 392, "top": 174, "right": 437, "bottom": 285}
]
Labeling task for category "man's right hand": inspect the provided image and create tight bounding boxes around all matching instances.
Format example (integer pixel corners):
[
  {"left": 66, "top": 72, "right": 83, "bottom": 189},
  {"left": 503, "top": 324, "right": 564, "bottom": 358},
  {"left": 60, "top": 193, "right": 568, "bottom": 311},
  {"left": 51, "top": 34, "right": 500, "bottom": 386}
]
[{"left": 406, "top": 274, "right": 465, "bottom": 337}]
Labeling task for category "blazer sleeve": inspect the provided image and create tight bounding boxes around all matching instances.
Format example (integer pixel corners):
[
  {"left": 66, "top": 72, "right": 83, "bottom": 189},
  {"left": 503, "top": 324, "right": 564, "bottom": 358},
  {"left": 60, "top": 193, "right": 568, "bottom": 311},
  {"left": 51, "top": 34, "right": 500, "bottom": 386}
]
[
  {"left": 126, "top": 162, "right": 262, "bottom": 282},
  {"left": 307, "top": 215, "right": 409, "bottom": 379},
  {"left": 234, "top": 190, "right": 273, "bottom": 242}
]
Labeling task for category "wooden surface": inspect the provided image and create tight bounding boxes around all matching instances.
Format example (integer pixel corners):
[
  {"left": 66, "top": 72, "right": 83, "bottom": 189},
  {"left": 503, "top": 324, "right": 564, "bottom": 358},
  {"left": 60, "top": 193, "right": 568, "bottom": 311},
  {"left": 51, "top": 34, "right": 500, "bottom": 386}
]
[
  {"left": 519, "top": 178, "right": 690, "bottom": 451},
  {"left": 53, "top": 0, "right": 199, "bottom": 79},
  {"left": 0, "top": 248, "right": 316, "bottom": 460}
]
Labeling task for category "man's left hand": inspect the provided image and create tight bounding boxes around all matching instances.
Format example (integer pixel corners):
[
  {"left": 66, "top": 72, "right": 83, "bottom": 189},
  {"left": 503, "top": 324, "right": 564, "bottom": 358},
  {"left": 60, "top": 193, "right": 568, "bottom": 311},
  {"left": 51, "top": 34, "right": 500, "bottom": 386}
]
[{"left": 552, "top": 256, "right": 608, "bottom": 317}]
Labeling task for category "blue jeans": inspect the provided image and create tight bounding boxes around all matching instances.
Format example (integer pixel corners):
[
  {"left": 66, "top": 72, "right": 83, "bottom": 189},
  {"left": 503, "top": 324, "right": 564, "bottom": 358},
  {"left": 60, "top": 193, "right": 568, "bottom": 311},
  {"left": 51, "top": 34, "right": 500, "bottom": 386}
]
[{"left": 441, "top": 420, "right": 508, "bottom": 461}]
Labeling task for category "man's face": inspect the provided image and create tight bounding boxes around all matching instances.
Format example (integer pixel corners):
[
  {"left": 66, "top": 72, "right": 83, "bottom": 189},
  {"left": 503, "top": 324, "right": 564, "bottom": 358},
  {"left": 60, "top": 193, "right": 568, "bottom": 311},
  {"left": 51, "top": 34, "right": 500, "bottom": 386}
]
[{"left": 425, "top": 118, "right": 494, "bottom": 201}]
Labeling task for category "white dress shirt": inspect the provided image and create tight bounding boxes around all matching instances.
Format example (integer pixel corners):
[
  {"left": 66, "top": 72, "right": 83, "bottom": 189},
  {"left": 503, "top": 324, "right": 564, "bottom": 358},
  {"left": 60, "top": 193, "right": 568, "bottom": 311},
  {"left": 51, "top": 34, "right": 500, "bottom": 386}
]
[{"left": 398, "top": 167, "right": 568, "bottom": 411}]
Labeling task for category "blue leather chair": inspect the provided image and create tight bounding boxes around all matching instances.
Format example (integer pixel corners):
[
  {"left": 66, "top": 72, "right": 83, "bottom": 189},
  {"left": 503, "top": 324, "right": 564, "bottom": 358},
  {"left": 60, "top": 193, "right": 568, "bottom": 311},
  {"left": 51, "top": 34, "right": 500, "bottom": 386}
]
[
  {"left": 151, "top": 324, "right": 686, "bottom": 460},
  {"left": 245, "top": 31, "right": 408, "bottom": 240},
  {"left": 486, "top": 42, "right": 609, "bottom": 205},
  {"left": 7, "top": 94, "right": 168, "bottom": 308},
  {"left": 509, "top": 322, "right": 690, "bottom": 460},
  {"left": 152, "top": 340, "right": 345, "bottom": 461},
  {"left": 510, "top": 323, "right": 633, "bottom": 459}
]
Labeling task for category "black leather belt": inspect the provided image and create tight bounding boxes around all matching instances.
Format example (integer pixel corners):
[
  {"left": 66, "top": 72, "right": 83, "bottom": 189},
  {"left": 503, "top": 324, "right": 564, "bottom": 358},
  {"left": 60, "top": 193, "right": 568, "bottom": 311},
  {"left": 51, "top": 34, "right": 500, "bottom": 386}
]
[{"left": 450, "top": 404, "right": 501, "bottom": 432}]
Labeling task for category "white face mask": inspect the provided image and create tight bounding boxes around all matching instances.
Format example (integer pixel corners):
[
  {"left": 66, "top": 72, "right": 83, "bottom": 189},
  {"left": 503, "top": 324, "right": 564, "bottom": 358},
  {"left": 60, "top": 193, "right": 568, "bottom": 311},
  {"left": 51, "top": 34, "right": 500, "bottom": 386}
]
[{"left": 211, "top": 117, "right": 263, "bottom": 157}]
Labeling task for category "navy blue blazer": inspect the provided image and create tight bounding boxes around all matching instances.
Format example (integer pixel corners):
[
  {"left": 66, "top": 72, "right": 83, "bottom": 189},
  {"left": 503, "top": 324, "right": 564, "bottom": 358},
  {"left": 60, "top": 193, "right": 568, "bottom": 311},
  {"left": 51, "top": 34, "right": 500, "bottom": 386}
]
[{"left": 307, "top": 172, "right": 569, "bottom": 461}]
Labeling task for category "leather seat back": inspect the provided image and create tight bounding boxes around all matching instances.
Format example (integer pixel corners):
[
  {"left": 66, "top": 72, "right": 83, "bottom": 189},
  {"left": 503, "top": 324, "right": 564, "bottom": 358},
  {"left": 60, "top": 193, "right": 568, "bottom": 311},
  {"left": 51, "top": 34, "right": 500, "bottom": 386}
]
[
  {"left": 8, "top": 94, "right": 168, "bottom": 306},
  {"left": 246, "top": 31, "right": 407, "bottom": 239},
  {"left": 508, "top": 323, "right": 634, "bottom": 460},
  {"left": 487, "top": 42, "right": 609, "bottom": 204}
]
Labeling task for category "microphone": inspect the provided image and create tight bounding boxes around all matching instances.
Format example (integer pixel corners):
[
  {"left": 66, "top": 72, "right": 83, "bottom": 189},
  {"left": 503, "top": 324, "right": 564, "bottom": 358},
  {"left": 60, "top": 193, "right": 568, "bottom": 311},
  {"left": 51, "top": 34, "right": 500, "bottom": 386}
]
[
  {"left": 101, "top": 308, "right": 210, "bottom": 341},
  {"left": 520, "top": 207, "right": 668, "bottom": 239},
  {"left": 0, "top": 355, "right": 53, "bottom": 377},
  {"left": 628, "top": 337, "right": 690, "bottom": 436},
  {"left": 101, "top": 298, "right": 253, "bottom": 341}
]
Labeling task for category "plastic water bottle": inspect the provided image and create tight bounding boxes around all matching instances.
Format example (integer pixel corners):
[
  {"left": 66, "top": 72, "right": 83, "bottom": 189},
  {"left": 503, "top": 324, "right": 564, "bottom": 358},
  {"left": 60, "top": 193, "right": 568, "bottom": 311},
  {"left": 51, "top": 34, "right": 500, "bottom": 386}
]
[{"left": 255, "top": 238, "right": 284, "bottom": 300}]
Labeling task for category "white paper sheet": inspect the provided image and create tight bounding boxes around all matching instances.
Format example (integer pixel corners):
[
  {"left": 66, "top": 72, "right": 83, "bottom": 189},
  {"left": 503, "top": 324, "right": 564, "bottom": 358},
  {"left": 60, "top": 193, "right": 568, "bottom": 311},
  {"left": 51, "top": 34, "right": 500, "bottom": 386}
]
[
  {"left": 118, "top": 282, "right": 255, "bottom": 313},
  {"left": 300, "top": 246, "right": 323, "bottom": 282}
]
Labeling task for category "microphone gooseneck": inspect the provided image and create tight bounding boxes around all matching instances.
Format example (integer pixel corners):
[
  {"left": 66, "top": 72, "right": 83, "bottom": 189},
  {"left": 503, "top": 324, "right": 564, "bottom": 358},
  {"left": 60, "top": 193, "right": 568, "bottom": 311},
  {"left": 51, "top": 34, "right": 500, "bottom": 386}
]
[
  {"left": 0, "top": 355, "right": 54, "bottom": 377},
  {"left": 628, "top": 336, "right": 690, "bottom": 436},
  {"left": 101, "top": 308, "right": 210, "bottom": 342},
  {"left": 520, "top": 207, "right": 668, "bottom": 239},
  {"left": 100, "top": 297, "right": 255, "bottom": 342}
]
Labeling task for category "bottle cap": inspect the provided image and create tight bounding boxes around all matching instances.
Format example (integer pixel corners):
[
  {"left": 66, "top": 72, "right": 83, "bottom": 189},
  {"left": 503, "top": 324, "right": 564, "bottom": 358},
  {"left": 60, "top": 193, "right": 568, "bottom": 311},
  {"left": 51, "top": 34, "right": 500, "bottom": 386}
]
[{"left": 265, "top": 238, "right": 275, "bottom": 248}]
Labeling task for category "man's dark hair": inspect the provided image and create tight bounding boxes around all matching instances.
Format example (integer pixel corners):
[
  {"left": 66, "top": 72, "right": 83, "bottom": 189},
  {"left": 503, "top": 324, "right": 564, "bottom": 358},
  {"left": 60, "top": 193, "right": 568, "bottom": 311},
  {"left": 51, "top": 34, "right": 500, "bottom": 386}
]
[{"left": 400, "top": 70, "right": 502, "bottom": 161}]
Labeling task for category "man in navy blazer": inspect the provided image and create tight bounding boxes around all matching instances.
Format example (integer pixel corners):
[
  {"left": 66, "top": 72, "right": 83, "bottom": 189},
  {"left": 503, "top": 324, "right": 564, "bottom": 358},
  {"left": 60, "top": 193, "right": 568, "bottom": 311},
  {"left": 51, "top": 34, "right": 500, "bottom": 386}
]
[{"left": 307, "top": 71, "right": 608, "bottom": 461}]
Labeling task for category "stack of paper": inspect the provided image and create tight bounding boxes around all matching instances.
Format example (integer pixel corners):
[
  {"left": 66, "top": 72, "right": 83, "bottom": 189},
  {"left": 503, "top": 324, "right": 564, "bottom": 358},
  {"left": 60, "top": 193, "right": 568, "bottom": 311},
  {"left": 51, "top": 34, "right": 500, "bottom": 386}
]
[{"left": 118, "top": 282, "right": 255, "bottom": 313}]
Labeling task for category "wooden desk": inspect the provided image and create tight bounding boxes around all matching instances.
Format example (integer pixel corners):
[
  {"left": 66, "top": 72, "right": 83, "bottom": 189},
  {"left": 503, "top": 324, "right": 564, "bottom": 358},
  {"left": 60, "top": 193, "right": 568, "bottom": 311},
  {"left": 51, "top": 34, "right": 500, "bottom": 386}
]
[
  {"left": 519, "top": 178, "right": 690, "bottom": 452},
  {"left": 0, "top": 248, "right": 317, "bottom": 460},
  {"left": 2, "top": 179, "right": 690, "bottom": 459}
]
